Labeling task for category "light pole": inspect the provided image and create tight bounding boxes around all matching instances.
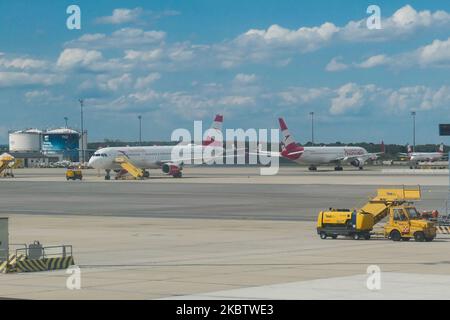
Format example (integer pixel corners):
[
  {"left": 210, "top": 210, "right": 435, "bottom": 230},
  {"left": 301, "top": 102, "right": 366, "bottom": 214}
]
[
  {"left": 411, "top": 111, "right": 416, "bottom": 152},
  {"left": 309, "top": 112, "right": 315, "bottom": 145},
  {"left": 64, "top": 117, "right": 68, "bottom": 128},
  {"left": 79, "top": 99, "right": 84, "bottom": 164},
  {"left": 138, "top": 115, "right": 142, "bottom": 146}
]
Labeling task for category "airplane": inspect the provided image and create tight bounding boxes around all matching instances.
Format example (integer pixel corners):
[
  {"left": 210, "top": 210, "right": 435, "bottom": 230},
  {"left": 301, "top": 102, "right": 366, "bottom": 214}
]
[
  {"left": 256, "top": 117, "right": 384, "bottom": 171},
  {"left": 88, "top": 114, "right": 226, "bottom": 180},
  {"left": 399, "top": 143, "right": 445, "bottom": 169}
]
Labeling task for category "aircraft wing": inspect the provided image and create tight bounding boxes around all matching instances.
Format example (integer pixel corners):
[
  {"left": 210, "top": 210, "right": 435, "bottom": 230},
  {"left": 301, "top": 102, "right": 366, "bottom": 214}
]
[
  {"left": 336, "top": 152, "right": 381, "bottom": 163},
  {"left": 158, "top": 153, "right": 243, "bottom": 165}
]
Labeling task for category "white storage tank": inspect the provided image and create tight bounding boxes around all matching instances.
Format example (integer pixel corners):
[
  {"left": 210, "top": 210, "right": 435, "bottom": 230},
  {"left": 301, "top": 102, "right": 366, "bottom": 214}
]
[{"left": 9, "top": 129, "right": 42, "bottom": 152}]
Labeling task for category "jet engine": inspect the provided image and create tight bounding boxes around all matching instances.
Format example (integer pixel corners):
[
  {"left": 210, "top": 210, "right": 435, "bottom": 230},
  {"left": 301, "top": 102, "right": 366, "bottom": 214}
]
[
  {"left": 350, "top": 158, "right": 364, "bottom": 168},
  {"left": 162, "top": 163, "right": 183, "bottom": 178}
]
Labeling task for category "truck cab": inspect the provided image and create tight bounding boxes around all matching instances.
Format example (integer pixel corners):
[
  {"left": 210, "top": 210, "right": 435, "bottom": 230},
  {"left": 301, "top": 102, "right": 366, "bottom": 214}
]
[{"left": 385, "top": 205, "right": 436, "bottom": 242}]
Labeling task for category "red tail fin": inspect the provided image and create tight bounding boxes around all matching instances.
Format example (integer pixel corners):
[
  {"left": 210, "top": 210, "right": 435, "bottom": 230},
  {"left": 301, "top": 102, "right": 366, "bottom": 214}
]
[{"left": 203, "top": 114, "right": 223, "bottom": 146}]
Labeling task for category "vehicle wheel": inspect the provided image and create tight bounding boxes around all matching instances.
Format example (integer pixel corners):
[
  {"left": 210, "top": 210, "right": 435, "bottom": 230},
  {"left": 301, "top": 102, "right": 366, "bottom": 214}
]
[
  {"left": 353, "top": 233, "right": 361, "bottom": 240},
  {"left": 66, "top": 177, "right": 69, "bottom": 181},
  {"left": 364, "top": 234, "right": 371, "bottom": 240},
  {"left": 143, "top": 171, "right": 150, "bottom": 178},
  {"left": 414, "top": 232, "right": 425, "bottom": 242},
  {"left": 390, "top": 230, "right": 401, "bottom": 242},
  {"left": 425, "top": 237, "right": 434, "bottom": 242},
  {"left": 319, "top": 232, "right": 327, "bottom": 240}
]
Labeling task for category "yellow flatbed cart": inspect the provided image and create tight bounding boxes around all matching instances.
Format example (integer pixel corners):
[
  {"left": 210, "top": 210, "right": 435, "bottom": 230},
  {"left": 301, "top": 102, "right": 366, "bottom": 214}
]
[{"left": 66, "top": 167, "right": 83, "bottom": 181}]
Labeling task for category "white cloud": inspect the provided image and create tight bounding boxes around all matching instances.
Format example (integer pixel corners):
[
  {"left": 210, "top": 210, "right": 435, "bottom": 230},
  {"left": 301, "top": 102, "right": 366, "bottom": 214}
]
[
  {"left": 417, "top": 37, "right": 450, "bottom": 66},
  {"left": 354, "top": 37, "right": 450, "bottom": 69},
  {"left": 341, "top": 5, "right": 450, "bottom": 42},
  {"left": 96, "top": 8, "right": 144, "bottom": 25},
  {"left": 0, "top": 72, "right": 64, "bottom": 87},
  {"left": 57, "top": 48, "right": 102, "bottom": 69},
  {"left": 95, "top": 8, "right": 180, "bottom": 25},
  {"left": 24, "top": 90, "right": 63, "bottom": 103},
  {"left": 233, "top": 73, "right": 257, "bottom": 84},
  {"left": 325, "top": 57, "right": 348, "bottom": 72},
  {"left": 67, "top": 28, "right": 166, "bottom": 49},
  {"left": 237, "top": 23, "right": 339, "bottom": 52},
  {"left": 124, "top": 49, "right": 163, "bottom": 62},
  {"left": 134, "top": 73, "right": 161, "bottom": 89},
  {"left": 278, "top": 87, "right": 331, "bottom": 105},
  {"left": 356, "top": 54, "right": 390, "bottom": 68},
  {"left": 0, "top": 57, "right": 47, "bottom": 70},
  {"left": 216, "top": 5, "right": 450, "bottom": 68},
  {"left": 330, "top": 83, "right": 379, "bottom": 115}
]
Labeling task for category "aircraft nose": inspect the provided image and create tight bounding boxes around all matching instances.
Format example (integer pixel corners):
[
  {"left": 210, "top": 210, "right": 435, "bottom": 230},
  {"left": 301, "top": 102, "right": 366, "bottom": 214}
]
[{"left": 88, "top": 156, "right": 97, "bottom": 168}]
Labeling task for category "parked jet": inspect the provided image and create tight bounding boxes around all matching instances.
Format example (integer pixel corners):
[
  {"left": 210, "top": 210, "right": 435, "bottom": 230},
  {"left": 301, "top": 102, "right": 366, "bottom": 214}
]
[
  {"left": 399, "top": 144, "right": 445, "bottom": 169},
  {"left": 257, "top": 118, "right": 384, "bottom": 171},
  {"left": 88, "top": 115, "right": 226, "bottom": 180}
]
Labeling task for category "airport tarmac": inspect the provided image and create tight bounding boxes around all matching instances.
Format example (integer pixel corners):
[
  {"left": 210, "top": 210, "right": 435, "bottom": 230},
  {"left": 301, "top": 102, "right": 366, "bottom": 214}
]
[
  {"left": 0, "top": 167, "right": 448, "bottom": 220},
  {"left": 1, "top": 216, "right": 449, "bottom": 299},
  {"left": 0, "top": 166, "right": 449, "bottom": 299}
]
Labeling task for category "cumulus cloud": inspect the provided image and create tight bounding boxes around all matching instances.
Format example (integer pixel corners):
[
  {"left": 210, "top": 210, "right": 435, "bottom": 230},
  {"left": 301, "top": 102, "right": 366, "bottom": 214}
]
[
  {"left": 0, "top": 72, "right": 64, "bottom": 87},
  {"left": 233, "top": 73, "right": 257, "bottom": 84},
  {"left": 57, "top": 48, "right": 102, "bottom": 69},
  {"left": 95, "top": 7, "right": 180, "bottom": 25},
  {"left": 354, "top": 37, "right": 450, "bottom": 69},
  {"left": 356, "top": 54, "right": 391, "bottom": 68},
  {"left": 0, "top": 56, "right": 48, "bottom": 70},
  {"left": 215, "top": 5, "right": 450, "bottom": 68},
  {"left": 340, "top": 5, "right": 450, "bottom": 42},
  {"left": 325, "top": 57, "right": 348, "bottom": 72},
  {"left": 134, "top": 73, "right": 161, "bottom": 89},
  {"left": 24, "top": 90, "right": 63, "bottom": 103},
  {"left": 278, "top": 87, "right": 331, "bottom": 105},
  {"left": 66, "top": 28, "right": 166, "bottom": 49},
  {"left": 96, "top": 8, "right": 144, "bottom": 25}
]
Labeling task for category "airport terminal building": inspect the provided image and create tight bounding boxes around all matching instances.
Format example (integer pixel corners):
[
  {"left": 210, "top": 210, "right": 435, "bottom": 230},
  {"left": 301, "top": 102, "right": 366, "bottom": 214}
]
[{"left": 8, "top": 128, "right": 88, "bottom": 167}]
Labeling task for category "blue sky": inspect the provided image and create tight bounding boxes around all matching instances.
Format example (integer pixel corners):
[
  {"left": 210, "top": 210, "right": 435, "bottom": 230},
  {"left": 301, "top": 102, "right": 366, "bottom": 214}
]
[{"left": 0, "top": 0, "right": 449, "bottom": 144}]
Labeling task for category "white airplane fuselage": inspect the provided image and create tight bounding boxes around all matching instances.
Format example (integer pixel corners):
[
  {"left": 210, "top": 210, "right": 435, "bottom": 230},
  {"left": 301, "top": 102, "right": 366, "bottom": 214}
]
[
  {"left": 290, "top": 146, "right": 371, "bottom": 165},
  {"left": 88, "top": 145, "right": 216, "bottom": 170},
  {"left": 408, "top": 152, "right": 444, "bottom": 162}
]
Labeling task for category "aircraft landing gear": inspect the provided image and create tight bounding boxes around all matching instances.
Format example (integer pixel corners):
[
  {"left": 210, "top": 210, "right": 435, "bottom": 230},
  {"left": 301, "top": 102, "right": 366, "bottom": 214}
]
[
  {"left": 308, "top": 165, "right": 317, "bottom": 171},
  {"left": 173, "top": 172, "right": 183, "bottom": 178},
  {"left": 105, "top": 169, "right": 111, "bottom": 180},
  {"left": 334, "top": 166, "right": 343, "bottom": 171}
]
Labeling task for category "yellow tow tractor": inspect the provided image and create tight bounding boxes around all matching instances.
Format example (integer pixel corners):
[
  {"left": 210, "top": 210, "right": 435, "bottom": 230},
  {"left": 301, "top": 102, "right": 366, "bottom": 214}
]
[
  {"left": 317, "top": 186, "right": 436, "bottom": 242},
  {"left": 66, "top": 166, "right": 83, "bottom": 181}
]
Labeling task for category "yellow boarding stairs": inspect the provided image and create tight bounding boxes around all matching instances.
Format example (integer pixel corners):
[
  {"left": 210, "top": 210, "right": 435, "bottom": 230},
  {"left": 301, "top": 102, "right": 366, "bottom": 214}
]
[
  {"left": 114, "top": 156, "right": 144, "bottom": 179},
  {"left": 360, "top": 187, "right": 422, "bottom": 237},
  {"left": 360, "top": 187, "right": 421, "bottom": 223},
  {"left": 0, "top": 153, "right": 15, "bottom": 178}
]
